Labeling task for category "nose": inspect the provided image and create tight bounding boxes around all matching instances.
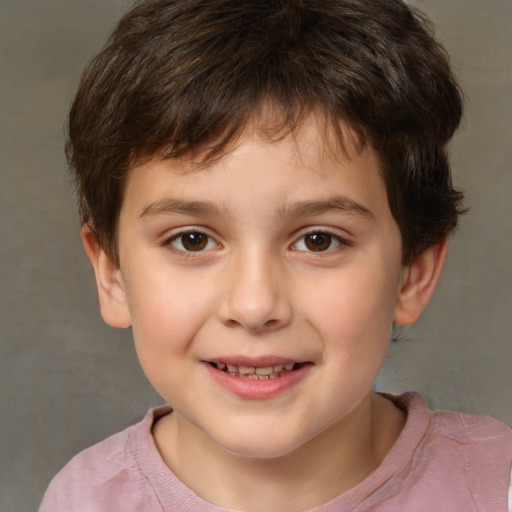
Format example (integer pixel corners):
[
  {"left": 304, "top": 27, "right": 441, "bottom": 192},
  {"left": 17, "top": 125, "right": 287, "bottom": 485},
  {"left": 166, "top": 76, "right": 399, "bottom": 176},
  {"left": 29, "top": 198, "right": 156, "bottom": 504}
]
[{"left": 217, "top": 250, "right": 292, "bottom": 333}]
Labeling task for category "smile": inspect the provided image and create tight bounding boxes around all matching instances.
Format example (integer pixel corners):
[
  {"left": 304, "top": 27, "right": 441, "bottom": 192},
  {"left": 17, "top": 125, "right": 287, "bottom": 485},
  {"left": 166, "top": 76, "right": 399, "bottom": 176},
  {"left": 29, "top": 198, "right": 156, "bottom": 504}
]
[
  {"left": 205, "top": 359, "right": 311, "bottom": 399},
  {"left": 210, "top": 362, "right": 299, "bottom": 379}
]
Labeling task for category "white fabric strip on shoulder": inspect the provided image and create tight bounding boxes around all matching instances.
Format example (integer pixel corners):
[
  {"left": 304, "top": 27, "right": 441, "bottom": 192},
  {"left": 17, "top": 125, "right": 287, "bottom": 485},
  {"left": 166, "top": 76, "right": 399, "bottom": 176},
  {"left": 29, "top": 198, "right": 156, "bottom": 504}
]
[{"left": 508, "top": 465, "right": 512, "bottom": 512}]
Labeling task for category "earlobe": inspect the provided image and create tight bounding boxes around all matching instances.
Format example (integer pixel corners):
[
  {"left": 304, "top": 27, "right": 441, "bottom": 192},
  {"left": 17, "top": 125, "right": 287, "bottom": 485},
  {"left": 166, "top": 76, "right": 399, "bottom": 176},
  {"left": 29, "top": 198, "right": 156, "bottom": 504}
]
[
  {"left": 393, "top": 237, "right": 448, "bottom": 326},
  {"left": 81, "top": 225, "right": 132, "bottom": 328}
]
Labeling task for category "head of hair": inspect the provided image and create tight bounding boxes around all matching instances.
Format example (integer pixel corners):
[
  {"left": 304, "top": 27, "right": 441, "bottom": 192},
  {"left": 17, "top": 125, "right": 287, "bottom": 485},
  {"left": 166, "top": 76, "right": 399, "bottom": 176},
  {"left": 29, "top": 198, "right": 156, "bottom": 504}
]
[{"left": 68, "top": 0, "right": 464, "bottom": 266}]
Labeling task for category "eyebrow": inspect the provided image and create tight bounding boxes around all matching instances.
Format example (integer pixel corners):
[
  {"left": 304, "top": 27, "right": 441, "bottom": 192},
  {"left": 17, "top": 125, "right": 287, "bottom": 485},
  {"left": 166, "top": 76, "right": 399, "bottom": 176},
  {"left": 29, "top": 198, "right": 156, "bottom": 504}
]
[
  {"left": 277, "top": 196, "right": 375, "bottom": 221},
  {"left": 140, "top": 196, "right": 375, "bottom": 222},
  {"left": 140, "top": 199, "right": 227, "bottom": 219}
]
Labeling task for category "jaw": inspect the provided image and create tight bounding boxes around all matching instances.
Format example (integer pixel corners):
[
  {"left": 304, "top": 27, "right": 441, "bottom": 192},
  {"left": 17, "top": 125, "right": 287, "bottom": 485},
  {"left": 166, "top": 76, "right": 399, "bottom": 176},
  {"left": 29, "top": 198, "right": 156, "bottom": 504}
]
[{"left": 157, "top": 390, "right": 393, "bottom": 512}]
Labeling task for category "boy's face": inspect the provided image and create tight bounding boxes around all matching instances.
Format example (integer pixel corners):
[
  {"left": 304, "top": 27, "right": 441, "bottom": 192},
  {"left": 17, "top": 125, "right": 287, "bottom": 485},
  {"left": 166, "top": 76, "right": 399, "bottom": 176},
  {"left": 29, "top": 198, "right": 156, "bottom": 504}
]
[{"left": 101, "top": 117, "right": 417, "bottom": 458}]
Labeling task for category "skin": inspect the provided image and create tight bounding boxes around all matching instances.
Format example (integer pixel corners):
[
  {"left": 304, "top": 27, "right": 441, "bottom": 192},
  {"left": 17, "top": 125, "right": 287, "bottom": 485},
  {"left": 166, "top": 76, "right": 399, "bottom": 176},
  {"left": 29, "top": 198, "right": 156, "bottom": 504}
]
[{"left": 83, "top": 115, "right": 447, "bottom": 511}]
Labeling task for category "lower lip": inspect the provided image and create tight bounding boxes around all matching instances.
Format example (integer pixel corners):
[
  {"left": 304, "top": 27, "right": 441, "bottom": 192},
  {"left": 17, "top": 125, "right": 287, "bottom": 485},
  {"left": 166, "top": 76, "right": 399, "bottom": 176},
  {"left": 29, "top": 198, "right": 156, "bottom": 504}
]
[{"left": 204, "top": 363, "right": 311, "bottom": 400}]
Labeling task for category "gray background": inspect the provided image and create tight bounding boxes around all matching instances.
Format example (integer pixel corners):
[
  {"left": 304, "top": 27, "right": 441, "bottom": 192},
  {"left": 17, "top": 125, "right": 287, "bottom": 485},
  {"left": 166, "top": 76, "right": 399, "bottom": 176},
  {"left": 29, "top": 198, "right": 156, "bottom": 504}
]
[{"left": 1, "top": 1, "right": 510, "bottom": 511}]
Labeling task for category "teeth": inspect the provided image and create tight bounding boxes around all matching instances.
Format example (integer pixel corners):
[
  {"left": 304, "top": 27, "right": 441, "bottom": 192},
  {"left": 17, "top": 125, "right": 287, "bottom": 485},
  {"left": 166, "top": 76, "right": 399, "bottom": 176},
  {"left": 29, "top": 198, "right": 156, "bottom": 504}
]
[
  {"left": 214, "top": 362, "right": 297, "bottom": 377},
  {"left": 255, "top": 366, "right": 274, "bottom": 376}
]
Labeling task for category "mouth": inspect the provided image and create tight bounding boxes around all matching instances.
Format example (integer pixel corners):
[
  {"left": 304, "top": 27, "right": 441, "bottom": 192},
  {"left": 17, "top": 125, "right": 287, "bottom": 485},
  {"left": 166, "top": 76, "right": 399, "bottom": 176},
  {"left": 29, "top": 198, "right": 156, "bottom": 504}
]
[
  {"left": 205, "top": 358, "right": 312, "bottom": 399},
  {"left": 208, "top": 362, "right": 303, "bottom": 380}
]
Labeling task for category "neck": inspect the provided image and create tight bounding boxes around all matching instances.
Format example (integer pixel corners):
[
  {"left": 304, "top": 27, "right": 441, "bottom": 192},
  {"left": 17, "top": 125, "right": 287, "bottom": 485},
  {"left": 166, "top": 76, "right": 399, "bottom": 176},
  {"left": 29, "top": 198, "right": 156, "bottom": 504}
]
[{"left": 152, "top": 392, "right": 405, "bottom": 512}]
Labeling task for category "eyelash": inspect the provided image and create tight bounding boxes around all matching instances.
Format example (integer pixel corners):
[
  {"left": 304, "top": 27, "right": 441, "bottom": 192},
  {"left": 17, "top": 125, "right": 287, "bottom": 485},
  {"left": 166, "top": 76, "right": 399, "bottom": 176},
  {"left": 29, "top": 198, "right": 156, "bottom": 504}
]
[
  {"left": 164, "top": 230, "right": 220, "bottom": 255},
  {"left": 291, "top": 230, "right": 350, "bottom": 253},
  {"left": 163, "top": 228, "right": 350, "bottom": 255}
]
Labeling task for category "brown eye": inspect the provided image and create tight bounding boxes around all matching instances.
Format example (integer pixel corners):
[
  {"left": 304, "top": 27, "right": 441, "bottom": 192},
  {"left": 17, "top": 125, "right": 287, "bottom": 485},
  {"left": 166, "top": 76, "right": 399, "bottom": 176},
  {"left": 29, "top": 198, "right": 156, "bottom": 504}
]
[
  {"left": 180, "top": 232, "right": 208, "bottom": 251},
  {"left": 169, "top": 231, "right": 217, "bottom": 252},
  {"left": 304, "top": 233, "right": 334, "bottom": 252}
]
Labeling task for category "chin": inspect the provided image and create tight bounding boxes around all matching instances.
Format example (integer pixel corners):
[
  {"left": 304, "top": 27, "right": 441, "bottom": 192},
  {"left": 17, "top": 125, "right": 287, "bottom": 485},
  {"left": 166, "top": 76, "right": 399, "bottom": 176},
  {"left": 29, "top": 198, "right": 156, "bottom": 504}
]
[{"left": 212, "top": 425, "right": 307, "bottom": 460}]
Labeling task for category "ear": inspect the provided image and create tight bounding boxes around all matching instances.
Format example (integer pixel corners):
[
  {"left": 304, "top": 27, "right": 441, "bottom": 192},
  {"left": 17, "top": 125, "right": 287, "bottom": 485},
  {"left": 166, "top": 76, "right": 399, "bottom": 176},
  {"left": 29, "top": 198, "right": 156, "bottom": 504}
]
[
  {"left": 393, "top": 237, "right": 448, "bottom": 326},
  {"left": 81, "top": 225, "right": 132, "bottom": 328}
]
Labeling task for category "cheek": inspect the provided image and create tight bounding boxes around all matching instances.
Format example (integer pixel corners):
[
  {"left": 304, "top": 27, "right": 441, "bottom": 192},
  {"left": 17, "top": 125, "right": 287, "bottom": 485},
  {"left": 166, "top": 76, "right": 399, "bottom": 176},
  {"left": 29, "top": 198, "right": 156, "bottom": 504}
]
[
  {"left": 303, "top": 268, "right": 398, "bottom": 333},
  {"left": 125, "top": 268, "right": 214, "bottom": 364},
  {"left": 299, "top": 262, "right": 400, "bottom": 370}
]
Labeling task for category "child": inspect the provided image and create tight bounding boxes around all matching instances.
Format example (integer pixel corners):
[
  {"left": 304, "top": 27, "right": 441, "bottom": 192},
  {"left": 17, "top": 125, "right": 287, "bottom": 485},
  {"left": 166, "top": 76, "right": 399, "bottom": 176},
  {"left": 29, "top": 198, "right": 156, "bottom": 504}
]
[{"left": 40, "top": 0, "right": 511, "bottom": 510}]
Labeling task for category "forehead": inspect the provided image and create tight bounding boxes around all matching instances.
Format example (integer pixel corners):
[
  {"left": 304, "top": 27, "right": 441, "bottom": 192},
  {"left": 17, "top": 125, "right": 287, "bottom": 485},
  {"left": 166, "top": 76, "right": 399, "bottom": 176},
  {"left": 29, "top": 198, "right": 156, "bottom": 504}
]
[{"left": 121, "top": 114, "right": 391, "bottom": 227}]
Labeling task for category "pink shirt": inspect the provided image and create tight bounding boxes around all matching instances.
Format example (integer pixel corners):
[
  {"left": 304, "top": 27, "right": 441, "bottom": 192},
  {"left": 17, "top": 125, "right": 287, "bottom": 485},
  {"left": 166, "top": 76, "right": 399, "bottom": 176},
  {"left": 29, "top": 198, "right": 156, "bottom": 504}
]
[{"left": 40, "top": 393, "right": 512, "bottom": 511}]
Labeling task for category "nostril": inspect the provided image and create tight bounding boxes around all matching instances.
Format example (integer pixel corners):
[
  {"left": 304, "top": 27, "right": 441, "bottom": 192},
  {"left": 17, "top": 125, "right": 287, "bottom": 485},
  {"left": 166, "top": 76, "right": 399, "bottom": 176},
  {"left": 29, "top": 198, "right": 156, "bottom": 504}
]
[{"left": 223, "top": 316, "right": 282, "bottom": 332}]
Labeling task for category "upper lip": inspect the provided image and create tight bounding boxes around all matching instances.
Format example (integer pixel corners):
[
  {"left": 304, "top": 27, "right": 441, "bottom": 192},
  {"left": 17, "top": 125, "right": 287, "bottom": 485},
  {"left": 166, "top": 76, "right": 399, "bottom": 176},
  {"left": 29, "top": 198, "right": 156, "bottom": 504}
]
[{"left": 204, "top": 356, "right": 309, "bottom": 367}]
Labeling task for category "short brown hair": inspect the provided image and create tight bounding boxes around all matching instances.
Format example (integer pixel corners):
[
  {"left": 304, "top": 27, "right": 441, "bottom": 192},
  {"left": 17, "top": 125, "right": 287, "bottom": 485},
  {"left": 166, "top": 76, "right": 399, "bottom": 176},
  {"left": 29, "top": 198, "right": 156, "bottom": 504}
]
[{"left": 68, "top": 0, "right": 464, "bottom": 265}]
